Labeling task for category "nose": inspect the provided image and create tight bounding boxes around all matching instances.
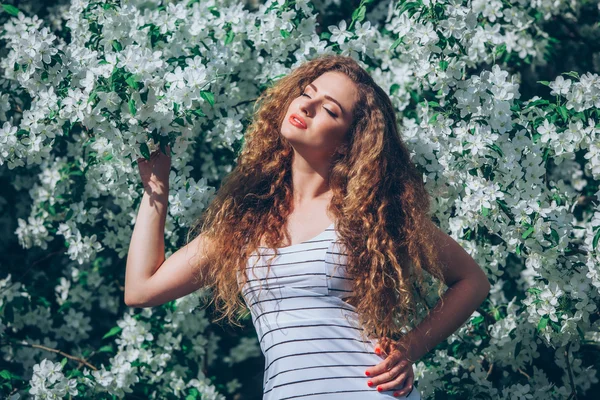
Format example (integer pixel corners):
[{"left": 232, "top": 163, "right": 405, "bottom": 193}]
[{"left": 299, "top": 98, "right": 313, "bottom": 117}]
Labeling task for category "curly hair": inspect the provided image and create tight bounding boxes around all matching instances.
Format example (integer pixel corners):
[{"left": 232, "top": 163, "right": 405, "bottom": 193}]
[{"left": 186, "top": 54, "right": 447, "bottom": 344}]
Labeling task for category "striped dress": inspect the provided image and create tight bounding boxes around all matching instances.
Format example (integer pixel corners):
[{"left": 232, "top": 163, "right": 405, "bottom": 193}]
[{"left": 237, "top": 221, "right": 421, "bottom": 400}]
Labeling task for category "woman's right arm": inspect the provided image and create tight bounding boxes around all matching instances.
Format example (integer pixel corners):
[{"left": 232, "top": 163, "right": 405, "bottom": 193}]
[
  {"left": 124, "top": 218, "right": 213, "bottom": 308},
  {"left": 124, "top": 145, "right": 213, "bottom": 308}
]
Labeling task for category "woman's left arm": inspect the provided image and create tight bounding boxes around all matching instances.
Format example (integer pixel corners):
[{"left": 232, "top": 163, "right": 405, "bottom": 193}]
[
  {"left": 365, "top": 221, "right": 492, "bottom": 395},
  {"left": 399, "top": 220, "right": 492, "bottom": 363}
]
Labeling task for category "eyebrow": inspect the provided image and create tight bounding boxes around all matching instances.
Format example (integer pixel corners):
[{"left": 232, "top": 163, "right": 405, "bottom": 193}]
[{"left": 308, "top": 83, "right": 345, "bottom": 116}]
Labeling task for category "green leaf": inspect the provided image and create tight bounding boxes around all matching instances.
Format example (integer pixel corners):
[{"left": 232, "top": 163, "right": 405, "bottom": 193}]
[
  {"left": 557, "top": 105, "right": 568, "bottom": 122},
  {"left": 428, "top": 112, "right": 440, "bottom": 124},
  {"left": 439, "top": 60, "right": 448, "bottom": 71},
  {"left": 562, "top": 71, "right": 579, "bottom": 80},
  {"left": 191, "top": 108, "right": 206, "bottom": 118},
  {"left": 128, "top": 98, "right": 136, "bottom": 116},
  {"left": 125, "top": 74, "right": 139, "bottom": 89},
  {"left": 280, "top": 29, "right": 289, "bottom": 38},
  {"left": 224, "top": 30, "right": 235, "bottom": 45},
  {"left": 522, "top": 226, "right": 534, "bottom": 239},
  {"left": 390, "top": 36, "right": 403, "bottom": 51},
  {"left": 60, "top": 357, "right": 68, "bottom": 368},
  {"left": 102, "top": 326, "right": 122, "bottom": 340},
  {"left": 98, "top": 344, "right": 114, "bottom": 353},
  {"left": 0, "top": 370, "right": 13, "bottom": 380},
  {"left": 525, "top": 99, "right": 550, "bottom": 108},
  {"left": 200, "top": 90, "right": 214, "bottom": 106},
  {"left": 139, "top": 143, "right": 150, "bottom": 160},
  {"left": 492, "top": 308, "right": 501, "bottom": 320},
  {"left": 352, "top": 5, "right": 366, "bottom": 23},
  {"left": 2, "top": 4, "right": 20, "bottom": 16},
  {"left": 399, "top": 1, "right": 420, "bottom": 15},
  {"left": 537, "top": 80, "right": 550, "bottom": 87},
  {"left": 550, "top": 228, "right": 559, "bottom": 245},
  {"left": 549, "top": 319, "right": 561, "bottom": 332},
  {"left": 592, "top": 227, "right": 600, "bottom": 250},
  {"left": 112, "top": 40, "right": 122, "bottom": 52},
  {"left": 208, "top": 6, "right": 220, "bottom": 17},
  {"left": 481, "top": 206, "right": 489, "bottom": 217},
  {"left": 537, "top": 315, "right": 549, "bottom": 331}
]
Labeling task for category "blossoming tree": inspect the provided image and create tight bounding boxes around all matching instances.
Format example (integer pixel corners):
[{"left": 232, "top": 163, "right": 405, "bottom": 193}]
[{"left": 0, "top": 0, "right": 599, "bottom": 399}]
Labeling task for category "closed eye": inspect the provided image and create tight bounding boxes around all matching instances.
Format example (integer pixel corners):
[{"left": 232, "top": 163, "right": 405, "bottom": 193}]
[{"left": 301, "top": 92, "right": 337, "bottom": 117}]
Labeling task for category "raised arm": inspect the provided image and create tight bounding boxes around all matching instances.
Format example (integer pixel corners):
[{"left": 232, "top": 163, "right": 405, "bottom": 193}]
[
  {"left": 124, "top": 145, "right": 213, "bottom": 308},
  {"left": 125, "top": 228, "right": 214, "bottom": 308}
]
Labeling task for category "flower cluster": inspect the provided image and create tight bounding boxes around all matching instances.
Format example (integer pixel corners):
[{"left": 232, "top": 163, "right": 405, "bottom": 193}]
[{"left": 0, "top": 0, "right": 599, "bottom": 399}]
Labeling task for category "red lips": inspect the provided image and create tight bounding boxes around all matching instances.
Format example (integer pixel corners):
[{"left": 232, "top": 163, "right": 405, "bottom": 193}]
[{"left": 289, "top": 113, "right": 307, "bottom": 129}]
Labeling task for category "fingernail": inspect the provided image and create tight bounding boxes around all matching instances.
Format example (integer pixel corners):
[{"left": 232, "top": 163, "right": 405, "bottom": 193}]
[
  {"left": 394, "top": 391, "right": 400, "bottom": 397},
  {"left": 375, "top": 347, "right": 381, "bottom": 354},
  {"left": 377, "top": 386, "right": 383, "bottom": 392},
  {"left": 365, "top": 371, "right": 370, "bottom": 376},
  {"left": 367, "top": 380, "right": 373, "bottom": 387}
]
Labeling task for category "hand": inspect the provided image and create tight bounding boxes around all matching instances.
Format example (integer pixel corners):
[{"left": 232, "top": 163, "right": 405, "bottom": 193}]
[
  {"left": 365, "top": 337, "right": 415, "bottom": 397},
  {"left": 136, "top": 144, "right": 171, "bottom": 194}
]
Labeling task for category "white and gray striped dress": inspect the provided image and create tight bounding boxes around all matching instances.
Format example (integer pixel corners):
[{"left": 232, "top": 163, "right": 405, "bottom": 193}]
[{"left": 237, "top": 221, "right": 421, "bottom": 400}]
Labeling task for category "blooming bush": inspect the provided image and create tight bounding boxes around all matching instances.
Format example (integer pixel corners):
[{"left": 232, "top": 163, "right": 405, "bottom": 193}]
[{"left": 0, "top": 0, "right": 599, "bottom": 399}]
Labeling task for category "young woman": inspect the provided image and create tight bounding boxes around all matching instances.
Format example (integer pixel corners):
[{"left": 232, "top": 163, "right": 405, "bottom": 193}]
[{"left": 125, "top": 54, "right": 491, "bottom": 399}]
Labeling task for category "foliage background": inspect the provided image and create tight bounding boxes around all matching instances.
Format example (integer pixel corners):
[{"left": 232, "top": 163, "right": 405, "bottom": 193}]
[{"left": 0, "top": 0, "right": 599, "bottom": 399}]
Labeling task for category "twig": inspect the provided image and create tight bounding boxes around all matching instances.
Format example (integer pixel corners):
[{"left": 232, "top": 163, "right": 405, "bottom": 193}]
[
  {"left": 565, "top": 342, "right": 578, "bottom": 400},
  {"left": 486, "top": 362, "right": 493, "bottom": 379},
  {"left": 5, "top": 337, "right": 98, "bottom": 371},
  {"left": 517, "top": 368, "right": 531, "bottom": 380},
  {"left": 75, "top": 350, "right": 98, "bottom": 371}
]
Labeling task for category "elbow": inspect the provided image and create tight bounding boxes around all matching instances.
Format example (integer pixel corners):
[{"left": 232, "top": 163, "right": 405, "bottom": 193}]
[
  {"left": 478, "top": 274, "right": 491, "bottom": 303},
  {"left": 124, "top": 290, "right": 148, "bottom": 308}
]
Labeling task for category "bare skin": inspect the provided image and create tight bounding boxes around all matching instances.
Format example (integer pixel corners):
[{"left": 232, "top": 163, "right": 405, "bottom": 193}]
[
  {"left": 125, "top": 71, "right": 490, "bottom": 397},
  {"left": 278, "top": 71, "right": 358, "bottom": 244},
  {"left": 280, "top": 71, "right": 490, "bottom": 397}
]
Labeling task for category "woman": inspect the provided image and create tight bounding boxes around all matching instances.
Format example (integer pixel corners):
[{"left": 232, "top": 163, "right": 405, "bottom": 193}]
[{"left": 125, "top": 54, "right": 491, "bottom": 399}]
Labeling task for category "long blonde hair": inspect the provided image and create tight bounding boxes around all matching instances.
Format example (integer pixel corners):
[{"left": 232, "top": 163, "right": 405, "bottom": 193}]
[{"left": 187, "top": 54, "right": 446, "bottom": 343}]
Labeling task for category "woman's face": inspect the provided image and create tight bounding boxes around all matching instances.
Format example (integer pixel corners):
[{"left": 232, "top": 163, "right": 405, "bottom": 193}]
[{"left": 281, "top": 71, "right": 358, "bottom": 158}]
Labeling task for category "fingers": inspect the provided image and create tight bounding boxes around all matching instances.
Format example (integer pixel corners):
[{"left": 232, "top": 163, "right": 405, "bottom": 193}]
[
  {"left": 366, "top": 355, "right": 410, "bottom": 384},
  {"left": 137, "top": 146, "right": 169, "bottom": 163},
  {"left": 365, "top": 352, "right": 414, "bottom": 394},
  {"left": 392, "top": 374, "right": 414, "bottom": 398}
]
